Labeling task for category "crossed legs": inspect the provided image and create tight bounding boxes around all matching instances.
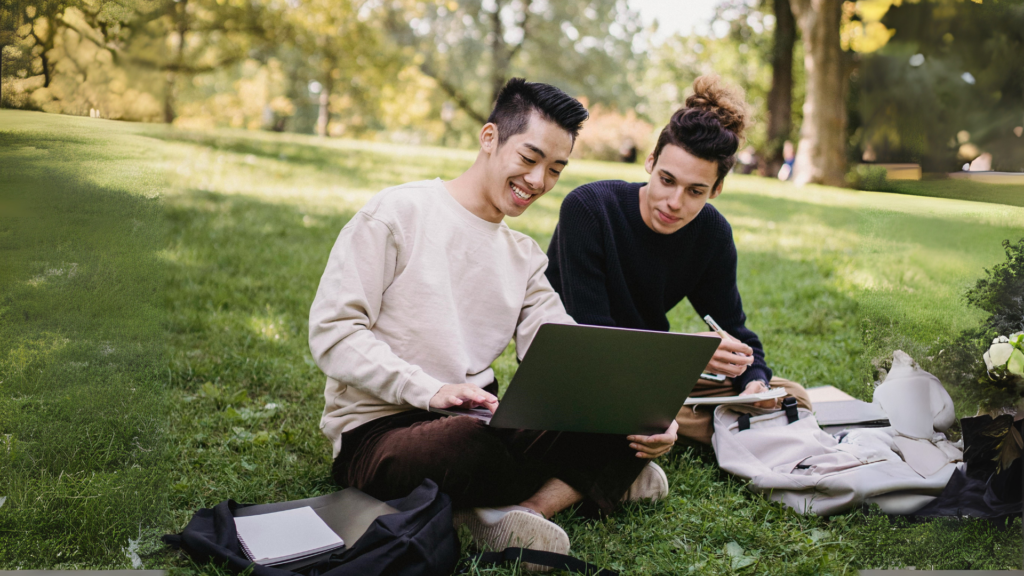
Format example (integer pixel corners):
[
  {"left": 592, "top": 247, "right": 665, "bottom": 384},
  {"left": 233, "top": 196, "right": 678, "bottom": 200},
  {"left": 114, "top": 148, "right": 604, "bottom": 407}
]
[{"left": 332, "top": 409, "right": 646, "bottom": 517}]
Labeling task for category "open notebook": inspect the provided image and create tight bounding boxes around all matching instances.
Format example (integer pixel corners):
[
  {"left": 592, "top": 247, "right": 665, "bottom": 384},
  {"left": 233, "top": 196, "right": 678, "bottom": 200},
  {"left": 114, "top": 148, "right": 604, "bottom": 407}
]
[
  {"left": 684, "top": 387, "right": 787, "bottom": 406},
  {"left": 234, "top": 506, "right": 344, "bottom": 566}
]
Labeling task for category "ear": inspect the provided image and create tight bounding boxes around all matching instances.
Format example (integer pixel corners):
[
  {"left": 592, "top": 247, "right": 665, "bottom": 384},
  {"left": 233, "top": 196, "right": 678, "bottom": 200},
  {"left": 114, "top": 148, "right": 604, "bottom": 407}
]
[
  {"left": 644, "top": 152, "right": 655, "bottom": 174},
  {"left": 709, "top": 181, "right": 724, "bottom": 199},
  {"left": 479, "top": 122, "right": 499, "bottom": 154}
]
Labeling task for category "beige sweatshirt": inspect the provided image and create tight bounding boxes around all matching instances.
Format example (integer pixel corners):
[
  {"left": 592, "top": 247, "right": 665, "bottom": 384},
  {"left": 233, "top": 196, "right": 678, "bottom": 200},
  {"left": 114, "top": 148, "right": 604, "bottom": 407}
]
[{"left": 310, "top": 178, "right": 574, "bottom": 457}]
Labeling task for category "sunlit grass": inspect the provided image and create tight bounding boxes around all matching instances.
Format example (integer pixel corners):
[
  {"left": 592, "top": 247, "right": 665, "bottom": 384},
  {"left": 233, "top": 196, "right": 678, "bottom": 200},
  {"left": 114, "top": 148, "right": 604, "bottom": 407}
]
[
  {"left": 1, "top": 109, "right": 1021, "bottom": 573},
  {"left": 881, "top": 178, "right": 1024, "bottom": 209}
]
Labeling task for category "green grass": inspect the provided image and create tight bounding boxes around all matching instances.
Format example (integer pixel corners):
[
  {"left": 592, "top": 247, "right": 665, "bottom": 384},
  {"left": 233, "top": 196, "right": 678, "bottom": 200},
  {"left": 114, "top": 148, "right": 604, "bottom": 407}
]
[
  {"left": 1, "top": 109, "right": 1021, "bottom": 573},
  {"left": 880, "top": 178, "right": 1024, "bottom": 209},
  {"left": 0, "top": 114, "right": 170, "bottom": 566}
]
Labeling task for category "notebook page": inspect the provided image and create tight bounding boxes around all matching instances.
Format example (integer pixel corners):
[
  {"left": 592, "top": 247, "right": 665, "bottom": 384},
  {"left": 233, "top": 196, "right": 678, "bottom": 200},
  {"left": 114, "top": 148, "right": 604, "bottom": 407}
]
[{"left": 234, "top": 506, "right": 343, "bottom": 564}]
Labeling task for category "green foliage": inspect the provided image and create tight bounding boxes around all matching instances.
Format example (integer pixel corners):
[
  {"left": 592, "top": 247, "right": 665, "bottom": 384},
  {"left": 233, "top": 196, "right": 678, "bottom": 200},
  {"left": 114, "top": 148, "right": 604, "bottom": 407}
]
[
  {"left": 0, "top": 112, "right": 170, "bottom": 568},
  {"left": 926, "top": 237, "right": 1024, "bottom": 410},
  {"left": 846, "top": 163, "right": 896, "bottom": 192},
  {"left": 966, "top": 238, "right": 1024, "bottom": 336},
  {"left": 382, "top": 0, "right": 643, "bottom": 124},
  {"left": 856, "top": 0, "right": 1024, "bottom": 171}
]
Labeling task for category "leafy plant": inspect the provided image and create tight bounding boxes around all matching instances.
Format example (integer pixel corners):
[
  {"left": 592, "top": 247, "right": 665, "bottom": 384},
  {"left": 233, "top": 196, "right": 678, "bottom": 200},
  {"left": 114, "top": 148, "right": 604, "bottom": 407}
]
[
  {"left": 198, "top": 382, "right": 249, "bottom": 410},
  {"left": 846, "top": 164, "right": 896, "bottom": 192},
  {"left": 933, "top": 239, "right": 1024, "bottom": 411},
  {"left": 965, "top": 238, "right": 1024, "bottom": 336}
]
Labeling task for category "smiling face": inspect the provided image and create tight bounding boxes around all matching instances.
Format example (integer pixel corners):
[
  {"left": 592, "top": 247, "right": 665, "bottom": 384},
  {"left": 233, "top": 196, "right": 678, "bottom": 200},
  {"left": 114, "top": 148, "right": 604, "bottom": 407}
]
[
  {"left": 480, "top": 111, "right": 574, "bottom": 220},
  {"left": 638, "top": 143, "right": 722, "bottom": 235}
]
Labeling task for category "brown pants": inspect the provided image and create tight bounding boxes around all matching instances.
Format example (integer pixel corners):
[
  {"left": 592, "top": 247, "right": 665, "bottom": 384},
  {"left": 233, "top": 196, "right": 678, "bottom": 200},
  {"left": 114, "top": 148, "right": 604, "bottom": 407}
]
[
  {"left": 333, "top": 406, "right": 648, "bottom": 516},
  {"left": 675, "top": 376, "right": 812, "bottom": 445}
]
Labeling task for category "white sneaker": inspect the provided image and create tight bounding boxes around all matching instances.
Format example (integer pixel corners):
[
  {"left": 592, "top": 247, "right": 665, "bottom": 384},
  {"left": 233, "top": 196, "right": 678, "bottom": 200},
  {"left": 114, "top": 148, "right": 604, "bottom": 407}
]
[
  {"left": 621, "top": 462, "right": 669, "bottom": 502},
  {"left": 453, "top": 505, "right": 570, "bottom": 555}
]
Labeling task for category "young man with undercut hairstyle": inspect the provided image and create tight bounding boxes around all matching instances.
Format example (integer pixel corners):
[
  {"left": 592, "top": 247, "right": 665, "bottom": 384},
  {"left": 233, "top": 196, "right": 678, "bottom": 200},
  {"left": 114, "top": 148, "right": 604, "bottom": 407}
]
[{"left": 309, "top": 78, "right": 677, "bottom": 556}]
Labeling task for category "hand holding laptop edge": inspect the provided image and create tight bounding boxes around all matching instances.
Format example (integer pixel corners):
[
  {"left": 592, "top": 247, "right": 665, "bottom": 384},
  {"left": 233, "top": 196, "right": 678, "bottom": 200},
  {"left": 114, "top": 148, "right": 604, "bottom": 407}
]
[{"left": 627, "top": 419, "right": 678, "bottom": 459}]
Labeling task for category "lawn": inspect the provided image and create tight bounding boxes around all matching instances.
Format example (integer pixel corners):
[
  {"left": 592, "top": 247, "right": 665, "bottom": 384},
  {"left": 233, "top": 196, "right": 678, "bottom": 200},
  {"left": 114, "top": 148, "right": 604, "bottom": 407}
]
[
  {"left": 1, "top": 109, "right": 1021, "bottom": 573},
  {"left": 880, "top": 178, "right": 1024, "bottom": 209}
]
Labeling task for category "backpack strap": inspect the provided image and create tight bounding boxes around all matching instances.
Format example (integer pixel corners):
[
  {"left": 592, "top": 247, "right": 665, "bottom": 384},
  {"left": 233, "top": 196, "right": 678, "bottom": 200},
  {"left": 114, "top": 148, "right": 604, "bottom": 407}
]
[
  {"left": 737, "top": 413, "right": 751, "bottom": 431},
  {"left": 783, "top": 397, "right": 800, "bottom": 424},
  {"left": 466, "top": 547, "right": 618, "bottom": 575}
]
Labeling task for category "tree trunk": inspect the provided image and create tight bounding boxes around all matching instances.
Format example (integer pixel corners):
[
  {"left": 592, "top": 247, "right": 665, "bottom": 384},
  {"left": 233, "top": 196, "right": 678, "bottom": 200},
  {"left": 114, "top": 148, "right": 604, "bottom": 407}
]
[
  {"left": 39, "top": 46, "right": 51, "bottom": 87},
  {"left": 316, "top": 88, "right": 330, "bottom": 137},
  {"left": 789, "top": 0, "right": 847, "bottom": 187},
  {"left": 164, "top": 0, "right": 188, "bottom": 124},
  {"left": 487, "top": 0, "right": 531, "bottom": 108},
  {"left": 30, "top": 26, "right": 56, "bottom": 88},
  {"left": 765, "top": 0, "right": 795, "bottom": 177},
  {"left": 489, "top": 0, "right": 509, "bottom": 107},
  {"left": 164, "top": 71, "right": 176, "bottom": 124},
  {"left": 316, "top": 72, "right": 333, "bottom": 137}
]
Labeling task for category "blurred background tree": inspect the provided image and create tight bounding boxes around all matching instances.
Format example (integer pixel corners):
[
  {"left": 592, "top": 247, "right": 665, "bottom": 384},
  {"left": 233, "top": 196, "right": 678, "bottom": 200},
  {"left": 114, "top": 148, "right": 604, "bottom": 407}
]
[
  {"left": 2, "top": 0, "right": 1021, "bottom": 172},
  {"left": 855, "top": 0, "right": 1024, "bottom": 172},
  {"left": 381, "top": 0, "right": 643, "bottom": 123}
]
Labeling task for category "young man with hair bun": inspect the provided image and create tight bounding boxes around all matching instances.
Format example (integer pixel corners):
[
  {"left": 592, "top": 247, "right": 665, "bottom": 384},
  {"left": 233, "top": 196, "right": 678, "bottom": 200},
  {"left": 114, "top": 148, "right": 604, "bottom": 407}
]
[
  {"left": 310, "top": 78, "right": 677, "bottom": 558},
  {"left": 546, "top": 75, "right": 812, "bottom": 446}
]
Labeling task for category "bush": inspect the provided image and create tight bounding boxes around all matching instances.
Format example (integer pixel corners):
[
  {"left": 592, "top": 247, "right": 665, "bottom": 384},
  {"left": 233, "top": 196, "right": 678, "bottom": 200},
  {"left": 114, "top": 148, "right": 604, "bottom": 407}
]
[
  {"left": 573, "top": 102, "right": 654, "bottom": 162},
  {"left": 933, "top": 238, "right": 1024, "bottom": 411},
  {"left": 847, "top": 164, "right": 897, "bottom": 192},
  {"left": 965, "top": 238, "right": 1024, "bottom": 336}
]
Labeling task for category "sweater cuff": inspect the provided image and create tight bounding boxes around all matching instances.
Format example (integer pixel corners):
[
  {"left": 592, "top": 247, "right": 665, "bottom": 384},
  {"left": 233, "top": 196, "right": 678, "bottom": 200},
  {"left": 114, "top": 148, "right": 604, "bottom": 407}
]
[
  {"left": 400, "top": 367, "right": 447, "bottom": 411},
  {"left": 733, "top": 367, "right": 769, "bottom": 394}
]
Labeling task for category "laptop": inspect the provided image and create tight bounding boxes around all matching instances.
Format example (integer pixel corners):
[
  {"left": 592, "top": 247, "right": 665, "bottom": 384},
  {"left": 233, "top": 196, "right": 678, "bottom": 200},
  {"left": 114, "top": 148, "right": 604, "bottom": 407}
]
[{"left": 431, "top": 323, "right": 720, "bottom": 436}]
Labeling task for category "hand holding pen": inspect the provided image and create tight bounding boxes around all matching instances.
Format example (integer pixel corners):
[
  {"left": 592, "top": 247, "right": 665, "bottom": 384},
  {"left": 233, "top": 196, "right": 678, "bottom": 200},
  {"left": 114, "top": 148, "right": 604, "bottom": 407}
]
[
  {"left": 699, "top": 315, "right": 754, "bottom": 379},
  {"left": 702, "top": 315, "right": 779, "bottom": 407}
]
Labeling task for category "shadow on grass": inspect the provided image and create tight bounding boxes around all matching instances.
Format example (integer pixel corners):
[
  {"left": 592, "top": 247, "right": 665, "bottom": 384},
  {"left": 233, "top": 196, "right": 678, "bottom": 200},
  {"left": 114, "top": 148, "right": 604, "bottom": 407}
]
[{"left": 0, "top": 131, "right": 170, "bottom": 568}]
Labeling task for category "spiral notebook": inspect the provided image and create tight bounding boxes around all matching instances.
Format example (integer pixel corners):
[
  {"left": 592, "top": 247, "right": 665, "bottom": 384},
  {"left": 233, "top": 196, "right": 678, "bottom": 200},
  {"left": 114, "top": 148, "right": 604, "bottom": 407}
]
[{"left": 233, "top": 506, "right": 345, "bottom": 565}]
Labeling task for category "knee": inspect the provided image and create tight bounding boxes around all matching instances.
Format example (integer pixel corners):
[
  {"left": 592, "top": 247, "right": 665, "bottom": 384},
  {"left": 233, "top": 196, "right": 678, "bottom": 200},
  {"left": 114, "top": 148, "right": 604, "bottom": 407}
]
[{"left": 380, "top": 416, "right": 496, "bottom": 475}]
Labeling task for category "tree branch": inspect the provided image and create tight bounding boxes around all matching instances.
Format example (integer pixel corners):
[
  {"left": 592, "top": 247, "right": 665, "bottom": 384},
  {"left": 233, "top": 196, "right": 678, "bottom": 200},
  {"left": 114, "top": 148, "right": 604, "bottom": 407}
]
[
  {"left": 507, "top": 0, "right": 531, "bottom": 60},
  {"left": 423, "top": 62, "right": 488, "bottom": 124}
]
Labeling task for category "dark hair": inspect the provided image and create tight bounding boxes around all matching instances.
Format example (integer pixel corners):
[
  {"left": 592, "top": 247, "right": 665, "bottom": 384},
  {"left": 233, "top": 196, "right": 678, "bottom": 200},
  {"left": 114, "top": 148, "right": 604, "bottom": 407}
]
[
  {"left": 651, "top": 75, "right": 749, "bottom": 188},
  {"left": 487, "top": 78, "right": 589, "bottom": 146}
]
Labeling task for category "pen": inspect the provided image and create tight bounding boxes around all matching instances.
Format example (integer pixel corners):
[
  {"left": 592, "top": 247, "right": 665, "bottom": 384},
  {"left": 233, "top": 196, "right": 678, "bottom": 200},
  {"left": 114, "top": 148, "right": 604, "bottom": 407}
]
[
  {"left": 704, "top": 315, "right": 772, "bottom": 395},
  {"left": 703, "top": 315, "right": 748, "bottom": 357}
]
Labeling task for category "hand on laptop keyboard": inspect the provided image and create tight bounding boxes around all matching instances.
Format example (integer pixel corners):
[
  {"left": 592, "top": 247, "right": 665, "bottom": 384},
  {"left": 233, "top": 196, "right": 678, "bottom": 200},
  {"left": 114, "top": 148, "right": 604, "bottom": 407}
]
[{"left": 429, "top": 384, "right": 499, "bottom": 413}]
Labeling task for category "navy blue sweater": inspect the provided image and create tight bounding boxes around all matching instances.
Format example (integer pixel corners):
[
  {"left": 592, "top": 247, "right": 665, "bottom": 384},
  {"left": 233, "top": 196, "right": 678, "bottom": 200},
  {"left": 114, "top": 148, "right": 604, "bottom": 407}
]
[{"left": 545, "top": 180, "right": 771, "bottom": 393}]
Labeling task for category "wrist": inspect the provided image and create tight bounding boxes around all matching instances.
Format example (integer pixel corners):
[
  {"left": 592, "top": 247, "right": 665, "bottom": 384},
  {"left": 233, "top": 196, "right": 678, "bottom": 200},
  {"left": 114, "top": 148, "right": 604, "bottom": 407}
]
[{"left": 743, "top": 380, "right": 766, "bottom": 393}]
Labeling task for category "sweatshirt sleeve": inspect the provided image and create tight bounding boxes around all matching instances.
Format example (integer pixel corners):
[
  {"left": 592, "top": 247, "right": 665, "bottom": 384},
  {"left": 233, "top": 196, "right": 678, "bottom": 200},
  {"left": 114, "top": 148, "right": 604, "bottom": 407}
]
[
  {"left": 515, "top": 242, "right": 576, "bottom": 361},
  {"left": 309, "top": 211, "right": 446, "bottom": 410},
  {"left": 687, "top": 224, "right": 772, "bottom": 393},
  {"left": 546, "top": 191, "right": 617, "bottom": 327}
]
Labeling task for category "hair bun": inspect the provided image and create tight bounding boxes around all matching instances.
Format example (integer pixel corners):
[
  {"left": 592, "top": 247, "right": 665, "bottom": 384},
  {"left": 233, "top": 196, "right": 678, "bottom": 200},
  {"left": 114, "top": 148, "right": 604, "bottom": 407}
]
[{"left": 684, "top": 75, "right": 749, "bottom": 139}]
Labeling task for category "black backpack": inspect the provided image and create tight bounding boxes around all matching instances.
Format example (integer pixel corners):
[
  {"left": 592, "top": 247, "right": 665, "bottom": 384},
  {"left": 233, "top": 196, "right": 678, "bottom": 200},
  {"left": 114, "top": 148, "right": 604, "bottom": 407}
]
[
  {"left": 164, "top": 478, "right": 618, "bottom": 576},
  {"left": 163, "top": 479, "right": 459, "bottom": 576}
]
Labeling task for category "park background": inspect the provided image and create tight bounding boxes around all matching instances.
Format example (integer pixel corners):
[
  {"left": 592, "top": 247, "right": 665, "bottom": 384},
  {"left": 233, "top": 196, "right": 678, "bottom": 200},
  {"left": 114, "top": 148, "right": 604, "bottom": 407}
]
[{"left": 1, "top": 0, "right": 1023, "bottom": 573}]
